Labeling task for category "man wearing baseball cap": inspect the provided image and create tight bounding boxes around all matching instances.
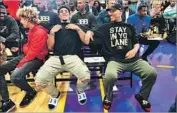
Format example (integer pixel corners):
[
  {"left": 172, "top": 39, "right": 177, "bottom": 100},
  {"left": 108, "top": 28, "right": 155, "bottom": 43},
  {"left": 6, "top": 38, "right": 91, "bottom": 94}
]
[{"left": 85, "top": 3, "right": 157, "bottom": 112}]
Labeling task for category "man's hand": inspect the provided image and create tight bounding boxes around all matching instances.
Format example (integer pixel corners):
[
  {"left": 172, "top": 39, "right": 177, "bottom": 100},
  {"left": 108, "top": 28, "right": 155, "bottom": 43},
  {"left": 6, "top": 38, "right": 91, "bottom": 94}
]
[
  {"left": 125, "top": 49, "right": 137, "bottom": 59},
  {"left": 0, "top": 36, "right": 6, "bottom": 43},
  {"left": 11, "top": 47, "right": 19, "bottom": 52},
  {"left": 85, "top": 31, "right": 94, "bottom": 41},
  {"left": 0, "top": 42, "right": 5, "bottom": 51},
  {"left": 65, "top": 24, "right": 80, "bottom": 31},
  {"left": 50, "top": 25, "right": 62, "bottom": 34}
]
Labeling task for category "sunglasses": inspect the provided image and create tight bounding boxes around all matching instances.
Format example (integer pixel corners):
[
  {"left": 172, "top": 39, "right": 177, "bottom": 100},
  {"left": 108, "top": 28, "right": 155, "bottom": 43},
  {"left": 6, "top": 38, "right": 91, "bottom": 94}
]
[{"left": 59, "top": 10, "right": 69, "bottom": 14}]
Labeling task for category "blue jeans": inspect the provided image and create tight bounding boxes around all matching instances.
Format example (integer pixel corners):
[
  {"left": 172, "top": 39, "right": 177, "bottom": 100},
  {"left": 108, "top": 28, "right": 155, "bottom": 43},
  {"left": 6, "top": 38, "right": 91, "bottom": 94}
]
[{"left": 0, "top": 55, "right": 43, "bottom": 101}]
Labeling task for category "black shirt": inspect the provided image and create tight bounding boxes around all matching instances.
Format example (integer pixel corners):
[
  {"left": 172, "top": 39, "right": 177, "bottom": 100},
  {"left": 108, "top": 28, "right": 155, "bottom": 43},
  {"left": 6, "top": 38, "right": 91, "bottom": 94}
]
[
  {"left": 70, "top": 11, "right": 97, "bottom": 29},
  {"left": 92, "top": 22, "right": 139, "bottom": 63},
  {"left": 39, "top": 11, "right": 61, "bottom": 31},
  {"left": 53, "top": 23, "right": 82, "bottom": 56}
]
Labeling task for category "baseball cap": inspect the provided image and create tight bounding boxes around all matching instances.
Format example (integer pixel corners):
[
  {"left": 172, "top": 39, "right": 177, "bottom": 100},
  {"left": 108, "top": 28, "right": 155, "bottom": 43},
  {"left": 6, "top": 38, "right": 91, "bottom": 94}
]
[
  {"left": 58, "top": 5, "right": 71, "bottom": 13},
  {"left": 106, "top": 3, "right": 123, "bottom": 11}
]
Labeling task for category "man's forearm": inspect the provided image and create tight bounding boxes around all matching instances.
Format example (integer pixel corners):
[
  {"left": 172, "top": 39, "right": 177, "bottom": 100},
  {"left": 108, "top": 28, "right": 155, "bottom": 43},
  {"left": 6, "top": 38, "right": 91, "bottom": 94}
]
[
  {"left": 133, "top": 43, "right": 140, "bottom": 53},
  {"left": 76, "top": 28, "right": 88, "bottom": 44},
  {"left": 47, "top": 33, "right": 55, "bottom": 50}
]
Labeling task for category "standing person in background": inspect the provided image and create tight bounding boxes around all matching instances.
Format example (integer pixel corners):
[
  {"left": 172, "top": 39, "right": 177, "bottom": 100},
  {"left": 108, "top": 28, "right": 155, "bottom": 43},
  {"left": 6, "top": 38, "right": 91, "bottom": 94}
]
[
  {"left": 96, "top": 0, "right": 116, "bottom": 25},
  {"left": 71, "top": 0, "right": 97, "bottom": 29},
  {"left": 33, "top": 0, "right": 60, "bottom": 31},
  {"left": 163, "top": 0, "right": 176, "bottom": 44},
  {"left": 2, "top": 0, "right": 20, "bottom": 20},
  {"left": 69, "top": 1, "right": 78, "bottom": 18},
  {"left": 129, "top": 0, "right": 138, "bottom": 12},
  {"left": 85, "top": 0, "right": 98, "bottom": 16},
  {"left": 122, "top": 0, "right": 135, "bottom": 23},
  {"left": 93, "top": 0, "right": 103, "bottom": 14}
]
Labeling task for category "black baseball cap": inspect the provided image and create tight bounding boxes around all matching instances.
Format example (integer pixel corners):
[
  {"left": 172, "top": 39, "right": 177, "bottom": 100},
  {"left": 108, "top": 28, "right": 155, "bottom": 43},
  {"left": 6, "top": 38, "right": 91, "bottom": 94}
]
[
  {"left": 106, "top": 3, "right": 123, "bottom": 11},
  {"left": 58, "top": 5, "right": 71, "bottom": 13}
]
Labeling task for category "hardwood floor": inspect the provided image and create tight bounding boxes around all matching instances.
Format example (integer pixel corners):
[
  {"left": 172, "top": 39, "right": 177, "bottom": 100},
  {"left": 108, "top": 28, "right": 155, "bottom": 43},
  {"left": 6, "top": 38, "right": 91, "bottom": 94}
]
[{"left": 7, "top": 74, "right": 70, "bottom": 112}]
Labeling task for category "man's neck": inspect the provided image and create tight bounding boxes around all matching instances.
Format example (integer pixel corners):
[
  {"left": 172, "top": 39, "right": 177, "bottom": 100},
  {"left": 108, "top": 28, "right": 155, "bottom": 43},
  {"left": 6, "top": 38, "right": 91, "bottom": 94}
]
[
  {"left": 80, "top": 9, "right": 86, "bottom": 15},
  {"left": 115, "top": 18, "right": 122, "bottom": 22},
  {"left": 125, "top": 8, "right": 129, "bottom": 12},
  {"left": 61, "top": 20, "right": 70, "bottom": 23}
]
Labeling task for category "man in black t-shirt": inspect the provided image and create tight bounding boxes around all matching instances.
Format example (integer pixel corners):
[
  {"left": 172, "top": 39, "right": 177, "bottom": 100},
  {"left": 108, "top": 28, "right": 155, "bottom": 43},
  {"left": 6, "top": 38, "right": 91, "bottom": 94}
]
[
  {"left": 85, "top": 3, "right": 157, "bottom": 112},
  {"left": 71, "top": 0, "right": 97, "bottom": 30},
  {"left": 33, "top": 0, "right": 60, "bottom": 31},
  {"left": 35, "top": 6, "right": 90, "bottom": 110}
]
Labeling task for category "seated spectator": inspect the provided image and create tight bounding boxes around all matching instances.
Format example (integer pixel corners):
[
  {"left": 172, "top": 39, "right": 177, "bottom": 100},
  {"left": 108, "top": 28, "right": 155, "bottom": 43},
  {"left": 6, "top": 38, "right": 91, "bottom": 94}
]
[
  {"left": 148, "top": 0, "right": 167, "bottom": 40},
  {"left": 35, "top": 5, "right": 90, "bottom": 110},
  {"left": 0, "top": 5, "right": 20, "bottom": 56},
  {"left": 0, "top": 6, "right": 48, "bottom": 112},
  {"left": 85, "top": 3, "right": 157, "bottom": 112},
  {"left": 163, "top": 0, "right": 176, "bottom": 44},
  {"left": 127, "top": 3, "right": 160, "bottom": 62}
]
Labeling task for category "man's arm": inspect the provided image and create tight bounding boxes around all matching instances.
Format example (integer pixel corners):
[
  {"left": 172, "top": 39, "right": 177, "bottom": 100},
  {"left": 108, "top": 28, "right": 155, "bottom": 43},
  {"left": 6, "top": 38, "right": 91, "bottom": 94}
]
[
  {"left": 65, "top": 24, "right": 89, "bottom": 44},
  {"left": 47, "top": 25, "right": 62, "bottom": 50},
  {"left": 125, "top": 24, "right": 140, "bottom": 59},
  {"left": 6, "top": 16, "right": 20, "bottom": 41},
  {"left": 89, "top": 13, "right": 97, "bottom": 29}
]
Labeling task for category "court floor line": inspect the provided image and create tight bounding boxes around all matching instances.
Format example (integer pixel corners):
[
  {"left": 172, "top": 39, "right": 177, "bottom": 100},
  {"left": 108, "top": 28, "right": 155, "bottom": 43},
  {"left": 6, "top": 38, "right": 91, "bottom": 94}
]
[{"left": 99, "top": 74, "right": 108, "bottom": 113}]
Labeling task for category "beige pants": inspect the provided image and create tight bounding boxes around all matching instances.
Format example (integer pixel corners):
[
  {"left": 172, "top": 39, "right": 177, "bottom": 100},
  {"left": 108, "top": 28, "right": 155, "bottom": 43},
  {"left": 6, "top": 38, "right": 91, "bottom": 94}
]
[{"left": 35, "top": 55, "right": 90, "bottom": 97}]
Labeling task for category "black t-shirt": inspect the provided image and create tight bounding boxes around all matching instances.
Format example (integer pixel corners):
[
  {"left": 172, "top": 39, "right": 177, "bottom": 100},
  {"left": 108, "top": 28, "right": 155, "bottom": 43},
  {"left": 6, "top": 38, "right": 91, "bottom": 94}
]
[
  {"left": 53, "top": 23, "right": 82, "bottom": 56},
  {"left": 70, "top": 11, "right": 97, "bottom": 29},
  {"left": 39, "top": 11, "right": 61, "bottom": 31},
  {"left": 92, "top": 22, "right": 139, "bottom": 63}
]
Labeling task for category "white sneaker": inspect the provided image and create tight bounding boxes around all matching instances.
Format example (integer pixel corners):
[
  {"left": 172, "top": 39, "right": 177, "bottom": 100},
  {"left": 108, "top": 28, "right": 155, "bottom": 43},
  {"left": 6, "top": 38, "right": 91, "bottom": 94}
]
[
  {"left": 48, "top": 93, "right": 61, "bottom": 110},
  {"left": 77, "top": 92, "right": 87, "bottom": 105}
]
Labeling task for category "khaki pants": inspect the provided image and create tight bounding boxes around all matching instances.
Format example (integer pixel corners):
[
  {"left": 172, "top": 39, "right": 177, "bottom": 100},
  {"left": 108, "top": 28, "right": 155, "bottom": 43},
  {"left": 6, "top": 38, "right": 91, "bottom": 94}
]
[{"left": 35, "top": 55, "right": 90, "bottom": 97}]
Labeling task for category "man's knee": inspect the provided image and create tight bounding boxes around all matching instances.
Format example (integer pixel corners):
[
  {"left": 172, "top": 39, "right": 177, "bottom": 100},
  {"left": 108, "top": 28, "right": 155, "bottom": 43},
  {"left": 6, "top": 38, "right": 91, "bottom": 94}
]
[
  {"left": 79, "top": 73, "right": 90, "bottom": 84},
  {"left": 105, "top": 71, "right": 118, "bottom": 81},
  {"left": 10, "top": 72, "right": 23, "bottom": 83},
  {"left": 146, "top": 68, "right": 157, "bottom": 81},
  {"left": 35, "top": 78, "right": 49, "bottom": 91}
]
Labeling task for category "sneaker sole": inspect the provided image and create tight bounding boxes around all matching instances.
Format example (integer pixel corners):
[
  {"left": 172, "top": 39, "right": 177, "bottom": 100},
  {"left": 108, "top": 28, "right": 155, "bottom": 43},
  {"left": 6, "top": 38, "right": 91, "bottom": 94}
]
[
  {"left": 6, "top": 105, "right": 16, "bottom": 113},
  {"left": 19, "top": 93, "right": 37, "bottom": 108},
  {"left": 78, "top": 99, "right": 87, "bottom": 105}
]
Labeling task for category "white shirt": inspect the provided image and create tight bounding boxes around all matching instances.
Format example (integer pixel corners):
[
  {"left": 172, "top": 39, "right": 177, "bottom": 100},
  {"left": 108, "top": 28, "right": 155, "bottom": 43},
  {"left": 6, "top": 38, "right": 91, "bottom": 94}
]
[{"left": 125, "top": 10, "right": 130, "bottom": 23}]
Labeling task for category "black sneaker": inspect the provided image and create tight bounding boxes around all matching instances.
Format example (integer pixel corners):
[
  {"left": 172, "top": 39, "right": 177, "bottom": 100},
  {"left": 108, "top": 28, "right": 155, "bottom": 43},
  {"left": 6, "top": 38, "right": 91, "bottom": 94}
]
[
  {"left": 135, "top": 94, "right": 151, "bottom": 112},
  {"left": 103, "top": 95, "right": 112, "bottom": 110},
  {"left": 2, "top": 99, "right": 16, "bottom": 113},
  {"left": 19, "top": 90, "right": 37, "bottom": 107}
]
